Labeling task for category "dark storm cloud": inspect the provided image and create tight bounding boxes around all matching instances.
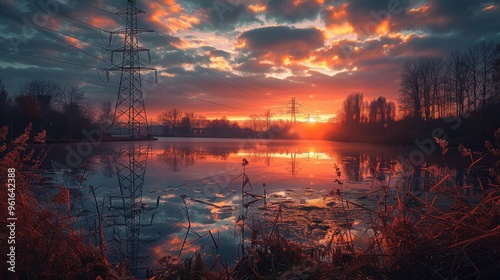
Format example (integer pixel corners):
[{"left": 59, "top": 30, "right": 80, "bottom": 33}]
[
  {"left": 340, "top": 0, "right": 499, "bottom": 41},
  {"left": 343, "top": 0, "right": 412, "bottom": 37},
  {"left": 394, "top": 0, "right": 500, "bottom": 38},
  {"left": 198, "top": 46, "right": 232, "bottom": 59},
  {"left": 0, "top": 0, "right": 135, "bottom": 106},
  {"left": 389, "top": 34, "right": 475, "bottom": 57},
  {"left": 238, "top": 26, "right": 324, "bottom": 57},
  {"left": 182, "top": 0, "right": 263, "bottom": 32},
  {"left": 233, "top": 59, "right": 273, "bottom": 74},
  {"left": 264, "top": 0, "right": 323, "bottom": 23}
]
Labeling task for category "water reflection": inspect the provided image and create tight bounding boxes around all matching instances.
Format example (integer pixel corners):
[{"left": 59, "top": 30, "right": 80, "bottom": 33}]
[
  {"left": 105, "top": 143, "right": 158, "bottom": 275},
  {"left": 154, "top": 141, "right": 242, "bottom": 172},
  {"left": 156, "top": 147, "right": 196, "bottom": 172},
  {"left": 43, "top": 138, "right": 462, "bottom": 278}
]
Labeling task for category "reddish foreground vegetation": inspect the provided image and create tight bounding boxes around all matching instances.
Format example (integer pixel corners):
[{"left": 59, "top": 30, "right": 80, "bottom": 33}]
[{"left": 1, "top": 125, "right": 499, "bottom": 279}]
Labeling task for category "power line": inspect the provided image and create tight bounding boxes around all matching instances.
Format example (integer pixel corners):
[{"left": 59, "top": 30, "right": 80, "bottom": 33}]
[
  {"left": 50, "top": 4, "right": 257, "bottom": 111},
  {"left": 0, "top": 4, "right": 254, "bottom": 115},
  {"left": 74, "top": 0, "right": 115, "bottom": 15},
  {"left": 154, "top": 33, "right": 273, "bottom": 101},
  {"left": 0, "top": 8, "right": 110, "bottom": 67},
  {"left": 139, "top": 40, "right": 263, "bottom": 110},
  {"left": 0, "top": 48, "right": 97, "bottom": 69},
  {"left": 1, "top": 1, "right": 302, "bottom": 117}
]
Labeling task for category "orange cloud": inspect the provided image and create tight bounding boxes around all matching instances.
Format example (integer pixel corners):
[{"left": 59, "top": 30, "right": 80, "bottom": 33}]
[
  {"left": 325, "top": 22, "right": 355, "bottom": 37},
  {"left": 409, "top": 4, "right": 430, "bottom": 13},
  {"left": 248, "top": 4, "right": 266, "bottom": 13},
  {"left": 161, "top": 0, "right": 182, "bottom": 13},
  {"left": 483, "top": 5, "right": 496, "bottom": 11},
  {"left": 44, "top": 16, "right": 61, "bottom": 31},
  {"left": 169, "top": 37, "right": 194, "bottom": 49},
  {"left": 292, "top": 0, "right": 324, "bottom": 6},
  {"left": 148, "top": 2, "right": 199, "bottom": 34},
  {"left": 323, "top": 4, "right": 354, "bottom": 37},
  {"left": 325, "top": 4, "right": 348, "bottom": 22},
  {"left": 88, "top": 15, "right": 117, "bottom": 29},
  {"left": 234, "top": 38, "right": 247, "bottom": 49},
  {"left": 375, "top": 19, "right": 390, "bottom": 36},
  {"left": 64, "top": 36, "right": 87, "bottom": 49},
  {"left": 209, "top": 56, "right": 232, "bottom": 72}
]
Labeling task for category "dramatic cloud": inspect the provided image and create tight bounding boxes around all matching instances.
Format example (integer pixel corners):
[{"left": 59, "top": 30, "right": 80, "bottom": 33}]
[
  {"left": 265, "top": 0, "right": 324, "bottom": 23},
  {"left": 0, "top": 0, "right": 498, "bottom": 121},
  {"left": 237, "top": 26, "right": 324, "bottom": 57},
  {"left": 181, "top": 0, "right": 264, "bottom": 32}
]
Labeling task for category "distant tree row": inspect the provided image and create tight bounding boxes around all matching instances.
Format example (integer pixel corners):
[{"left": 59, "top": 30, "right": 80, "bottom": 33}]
[
  {"left": 399, "top": 41, "right": 500, "bottom": 120},
  {"left": 157, "top": 108, "right": 251, "bottom": 137},
  {"left": 338, "top": 92, "right": 396, "bottom": 125},
  {"left": 0, "top": 78, "right": 95, "bottom": 139},
  {"left": 245, "top": 110, "right": 273, "bottom": 135}
]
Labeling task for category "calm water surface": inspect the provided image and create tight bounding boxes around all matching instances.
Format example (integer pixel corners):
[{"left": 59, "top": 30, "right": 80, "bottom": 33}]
[{"left": 42, "top": 137, "right": 424, "bottom": 277}]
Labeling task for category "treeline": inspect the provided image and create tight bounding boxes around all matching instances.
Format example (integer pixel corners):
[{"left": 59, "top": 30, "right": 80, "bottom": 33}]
[
  {"left": 156, "top": 108, "right": 252, "bottom": 138},
  {"left": 337, "top": 93, "right": 397, "bottom": 125},
  {"left": 0, "top": 78, "right": 96, "bottom": 141},
  {"left": 330, "top": 92, "right": 398, "bottom": 143},
  {"left": 399, "top": 40, "right": 500, "bottom": 120},
  {"left": 156, "top": 108, "right": 338, "bottom": 140},
  {"left": 331, "top": 41, "right": 500, "bottom": 145}
]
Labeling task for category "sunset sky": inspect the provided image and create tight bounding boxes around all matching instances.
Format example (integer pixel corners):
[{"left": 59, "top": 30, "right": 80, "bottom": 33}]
[{"left": 0, "top": 0, "right": 499, "bottom": 122}]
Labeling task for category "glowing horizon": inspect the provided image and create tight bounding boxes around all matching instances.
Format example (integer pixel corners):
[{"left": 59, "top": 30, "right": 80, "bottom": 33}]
[{"left": 0, "top": 0, "right": 498, "bottom": 122}]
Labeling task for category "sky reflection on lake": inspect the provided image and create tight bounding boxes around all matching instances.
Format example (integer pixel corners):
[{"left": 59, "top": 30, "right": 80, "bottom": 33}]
[{"left": 43, "top": 137, "right": 417, "bottom": 277}]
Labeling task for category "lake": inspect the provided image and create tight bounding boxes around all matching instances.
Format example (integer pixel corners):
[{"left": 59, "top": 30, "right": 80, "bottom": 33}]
[{"left": 39, "top": 137, "right": 461, "bottom": 278}]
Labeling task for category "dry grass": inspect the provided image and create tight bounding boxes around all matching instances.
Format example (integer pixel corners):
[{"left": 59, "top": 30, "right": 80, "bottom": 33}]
[
  {"left": 2, "top": 125, "right": 498, "bottom": 279},
  {"left": 0, "top": 125, "right": 116, "bottom": 279},
  {"left": 153, "top": 129, "right": 500, "bottom": 279}
]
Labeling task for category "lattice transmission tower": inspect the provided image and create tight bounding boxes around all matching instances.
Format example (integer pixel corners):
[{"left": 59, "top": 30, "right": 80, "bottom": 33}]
[
  {"left": 286, "top": 97, "right": 301, "bottom": 123},
  {"left": 107, "top": 0, "right": 156, "bottom": 138}
]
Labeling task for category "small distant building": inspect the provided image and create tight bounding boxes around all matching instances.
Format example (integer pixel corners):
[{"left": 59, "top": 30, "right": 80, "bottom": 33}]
[
  {"left": 37, "top": 95, "right": 52, "bottom": 108},
  {"left": 150, "top": 125, "right": 166, "bottom": 136}
]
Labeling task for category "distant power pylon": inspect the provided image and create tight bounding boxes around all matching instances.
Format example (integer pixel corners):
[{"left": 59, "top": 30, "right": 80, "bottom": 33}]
[
  {"left": 286, "top": 97, "right": 301, "bottom": 123},
  {"left": 106, "top": 0, "right": 157, "bottom": 138}
]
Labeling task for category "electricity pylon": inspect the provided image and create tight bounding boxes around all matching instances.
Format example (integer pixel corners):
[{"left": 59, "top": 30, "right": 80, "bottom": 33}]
[
  {"left": 286, "top": 97, "right": 301, "bottom": 123},
  {"left": 106, "top": 0, "right": 157, "bottom": 138}
]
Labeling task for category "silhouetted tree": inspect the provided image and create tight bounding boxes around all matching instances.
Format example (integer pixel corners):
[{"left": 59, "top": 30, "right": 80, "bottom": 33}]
[
  {"left": 246, "top": 113, "right": 265, "bottom": 134},
  {"left": 340, "top": 92, "right": 365, "bottom": 125},
  {"left": 476, "top": 40, "right": 497, "bottom": 108},
  {"left": 399, "top": 58, "right": 422, "bottom": 119},
  {"left": 18, "top": 78, "right": 61, "bottom": 107},
  {"left": 445, "top": 50, "right": 468, "bottom": 116},
  {"left": 97, "top": 101, "right": 114, "bottom": 130},
  {"left": 399, "top": 56, "right": 443, "bottom": 120},
  {"left": 179, "top": 111, "right": 195, "bottom": 136},
  {"left": 14, "top": 95, "right": 43, "bottom": 121},
  {"left": 494, "top": 43, "right": 500, "bottom": 101},
  {"left": 0, "top": 79, "right": 11, "bottom": 126},
  {"left": 158, "top": 108, "right": 183, "bottom": 136},
  {"left": 464, "top": 43, "right": 481, "bottom": 111},
  {"left": 401, "top": 41, "right": 498, "bottom": 119},
  {"left": 368, "top": 96, "right": 397, "bottom": 123}
]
